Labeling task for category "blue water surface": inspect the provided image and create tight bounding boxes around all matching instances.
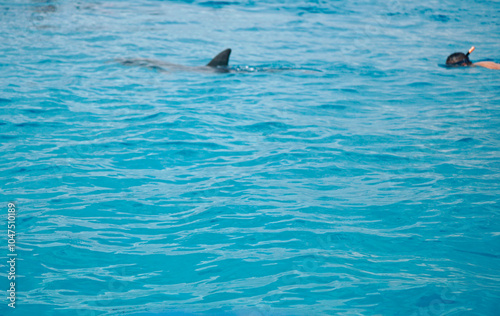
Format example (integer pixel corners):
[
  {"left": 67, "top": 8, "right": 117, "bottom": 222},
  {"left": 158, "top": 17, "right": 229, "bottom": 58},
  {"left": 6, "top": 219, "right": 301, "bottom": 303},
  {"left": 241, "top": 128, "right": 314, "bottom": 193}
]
[{"left": 1, "top": 0, "right": 500, "bottom": 315}]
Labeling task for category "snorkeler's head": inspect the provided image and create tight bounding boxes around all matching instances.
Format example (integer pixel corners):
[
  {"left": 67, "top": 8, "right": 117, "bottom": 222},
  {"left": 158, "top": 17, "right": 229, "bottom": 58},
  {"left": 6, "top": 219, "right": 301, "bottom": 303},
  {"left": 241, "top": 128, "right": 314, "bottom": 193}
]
[
  {"left": 446, "top": 52, "right": 471, "bottom": 66},
  {"left": 446, "top": 47, "right": 475, "bottom": 67}
]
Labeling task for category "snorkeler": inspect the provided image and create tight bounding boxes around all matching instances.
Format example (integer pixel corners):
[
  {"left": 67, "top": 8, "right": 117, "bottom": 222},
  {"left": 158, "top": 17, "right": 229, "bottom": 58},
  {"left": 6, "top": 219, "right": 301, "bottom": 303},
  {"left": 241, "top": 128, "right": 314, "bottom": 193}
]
[{"left": 446, "top": 46, "right": 500, "bottom": 70}]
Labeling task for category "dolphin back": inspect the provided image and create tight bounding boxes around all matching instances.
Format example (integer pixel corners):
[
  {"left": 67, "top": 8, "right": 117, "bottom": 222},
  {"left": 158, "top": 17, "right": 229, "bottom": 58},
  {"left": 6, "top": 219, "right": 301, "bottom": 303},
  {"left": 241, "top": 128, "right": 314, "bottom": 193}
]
[{"left": 206, "top": 49, "right": 231, "bottom": 67}]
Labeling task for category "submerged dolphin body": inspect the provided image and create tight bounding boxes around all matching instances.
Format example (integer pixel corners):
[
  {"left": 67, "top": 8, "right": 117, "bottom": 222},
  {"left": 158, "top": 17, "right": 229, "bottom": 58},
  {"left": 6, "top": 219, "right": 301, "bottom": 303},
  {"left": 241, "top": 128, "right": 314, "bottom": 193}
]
[
  {"left": 117, "top": 49, "right": 320, "bottom": 74},
  {"left": 117, "top": 49, "right": 232, "bottom": 73}
]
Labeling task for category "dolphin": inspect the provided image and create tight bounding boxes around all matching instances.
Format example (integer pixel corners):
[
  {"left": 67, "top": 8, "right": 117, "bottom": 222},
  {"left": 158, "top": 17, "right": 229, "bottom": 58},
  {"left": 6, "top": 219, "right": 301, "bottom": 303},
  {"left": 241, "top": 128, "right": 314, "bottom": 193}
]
[{"left": 116, "top": 48, "right": 232, "bottom": 73}]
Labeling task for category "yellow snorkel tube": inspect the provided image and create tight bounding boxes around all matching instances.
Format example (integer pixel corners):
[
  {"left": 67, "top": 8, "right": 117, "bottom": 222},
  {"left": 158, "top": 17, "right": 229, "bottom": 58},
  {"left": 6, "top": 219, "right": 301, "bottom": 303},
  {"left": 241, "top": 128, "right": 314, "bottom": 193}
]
[{"left": 465, "top": 46, "right": 475, "bottom": 58}]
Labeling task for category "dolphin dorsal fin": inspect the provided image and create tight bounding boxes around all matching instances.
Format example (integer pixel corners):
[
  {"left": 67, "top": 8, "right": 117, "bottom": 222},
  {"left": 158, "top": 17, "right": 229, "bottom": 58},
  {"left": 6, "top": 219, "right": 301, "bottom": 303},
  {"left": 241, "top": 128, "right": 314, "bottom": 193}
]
[{"left": 206, "top": 48, "right": 231, "bottom": 67}]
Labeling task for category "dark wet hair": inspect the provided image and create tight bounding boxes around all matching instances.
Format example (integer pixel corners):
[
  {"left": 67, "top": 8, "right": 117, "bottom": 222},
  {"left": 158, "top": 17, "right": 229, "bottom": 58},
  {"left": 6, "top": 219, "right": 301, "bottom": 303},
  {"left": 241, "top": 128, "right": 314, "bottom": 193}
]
[{"left": 446, "top": 52, "right": 472, "bottom": 66}]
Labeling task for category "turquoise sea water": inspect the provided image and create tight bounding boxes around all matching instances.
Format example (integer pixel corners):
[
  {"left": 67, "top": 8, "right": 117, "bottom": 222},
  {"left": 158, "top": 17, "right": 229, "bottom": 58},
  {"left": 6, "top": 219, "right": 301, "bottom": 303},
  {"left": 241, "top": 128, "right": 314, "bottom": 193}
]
[{"left": 1, "top": 0, "right": 500, "bottom": 315}]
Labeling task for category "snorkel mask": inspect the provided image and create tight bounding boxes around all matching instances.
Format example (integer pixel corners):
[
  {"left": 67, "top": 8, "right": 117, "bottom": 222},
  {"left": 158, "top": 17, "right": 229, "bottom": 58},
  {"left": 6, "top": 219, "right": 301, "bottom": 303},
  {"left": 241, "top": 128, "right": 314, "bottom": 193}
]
[{"left": 446, "top": 46, "right": 475, "bottom": 67}]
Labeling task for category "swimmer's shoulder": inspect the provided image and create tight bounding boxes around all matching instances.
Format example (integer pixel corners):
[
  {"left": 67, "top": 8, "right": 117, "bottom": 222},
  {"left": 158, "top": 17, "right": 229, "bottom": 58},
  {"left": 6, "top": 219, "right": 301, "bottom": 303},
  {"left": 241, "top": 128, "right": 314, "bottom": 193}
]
[{"left": 473, "top": 61, "right": 500, "bottom": 70}]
